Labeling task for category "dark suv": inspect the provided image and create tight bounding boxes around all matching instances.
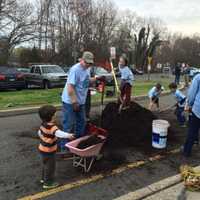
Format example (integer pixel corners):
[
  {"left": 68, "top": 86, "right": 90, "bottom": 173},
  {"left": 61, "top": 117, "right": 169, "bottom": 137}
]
[{"left": 0, "top": 66, "right": 25, "bottom": 90}]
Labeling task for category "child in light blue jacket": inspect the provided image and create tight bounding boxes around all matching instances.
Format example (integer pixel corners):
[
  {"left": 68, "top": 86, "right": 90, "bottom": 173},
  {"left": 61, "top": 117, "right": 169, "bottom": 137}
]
[
  {"left": 168, "top": 82, "right": 186, "bottom": 127},
  {"left": 148, "top": 83, "right": 164, "bottom": 111},
  {"left": 118, "top": 55, "right": 134, "bottom": 108}
]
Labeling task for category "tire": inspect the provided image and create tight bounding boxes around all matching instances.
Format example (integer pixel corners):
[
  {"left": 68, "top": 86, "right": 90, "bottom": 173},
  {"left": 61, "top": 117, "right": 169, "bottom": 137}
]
[
  {"left": 43, "top": 80, "right": 51, "bottom": 89},
  {"left": 25, "top": 81, "right": 29, "bottom": 89}
]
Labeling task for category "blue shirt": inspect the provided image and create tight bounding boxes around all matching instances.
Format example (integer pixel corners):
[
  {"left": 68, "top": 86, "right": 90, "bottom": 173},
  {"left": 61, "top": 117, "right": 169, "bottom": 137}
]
[
  {"left": 172, "top": 89, "right": 186, "bottom": 107},
  {"left": 62, "top": 63, "right": 90, "bottom": 105},
  {"left": 187, "top": 74, "right": 200, "bottom": 118},
  {"left": 148, "top": 86, "right": 162, "bottom": 98},
  {"left": 119, "top": 65, "right": 134, "bottom": 85}
]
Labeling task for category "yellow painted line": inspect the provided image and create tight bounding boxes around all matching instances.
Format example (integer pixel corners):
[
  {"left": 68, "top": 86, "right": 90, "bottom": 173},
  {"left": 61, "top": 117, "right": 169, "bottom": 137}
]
[
  {"left": 18, "top": 148, "right": 180, "bottom": 200},
  {"left": 18, "top": 174, "right": 104, "bottom": 200}
]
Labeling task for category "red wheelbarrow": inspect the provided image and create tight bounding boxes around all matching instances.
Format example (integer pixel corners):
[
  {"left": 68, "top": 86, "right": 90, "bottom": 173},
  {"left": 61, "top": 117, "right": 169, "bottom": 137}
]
[{"left": 66, "top": 124, "right": 107, "bottom": 172}]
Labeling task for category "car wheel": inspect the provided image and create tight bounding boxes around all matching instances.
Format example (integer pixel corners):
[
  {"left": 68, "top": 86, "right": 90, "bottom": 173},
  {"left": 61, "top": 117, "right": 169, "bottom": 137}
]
[
  {"left": 43, "top": 80, "right": 51, "bottom": 89},
  {"left": 25, "top": 81, "right": 29, "bottom": 89}
]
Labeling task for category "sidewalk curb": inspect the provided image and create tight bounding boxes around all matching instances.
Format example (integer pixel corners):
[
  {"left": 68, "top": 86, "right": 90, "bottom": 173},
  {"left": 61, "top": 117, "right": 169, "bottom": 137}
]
[
  {"left": 0, "top": 86, "right": 185, "bottom": 118},
  {"left": 114, "top": 165, "right": 200, "bottom": 200}
]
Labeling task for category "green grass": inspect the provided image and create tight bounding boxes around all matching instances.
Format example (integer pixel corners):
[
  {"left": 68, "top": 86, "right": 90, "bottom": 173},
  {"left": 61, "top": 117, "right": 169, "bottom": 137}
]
[
  {"left": 0, "top": 88, "right": 63, "bottom": 109},
  {"left": 0, "top": 79, "right": 171, "bottom": 110}
]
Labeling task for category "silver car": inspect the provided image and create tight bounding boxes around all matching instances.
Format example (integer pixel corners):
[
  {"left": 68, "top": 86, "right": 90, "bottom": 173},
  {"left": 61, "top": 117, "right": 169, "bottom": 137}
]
[{"left": 25, "top": 65, "right": 67, "bottom": 89}]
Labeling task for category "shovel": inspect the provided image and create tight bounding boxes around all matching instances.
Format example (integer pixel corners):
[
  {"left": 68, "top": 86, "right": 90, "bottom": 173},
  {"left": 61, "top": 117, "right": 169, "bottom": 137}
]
[{"left": 110, "top": 59, "right": 124, "bottom": 113}]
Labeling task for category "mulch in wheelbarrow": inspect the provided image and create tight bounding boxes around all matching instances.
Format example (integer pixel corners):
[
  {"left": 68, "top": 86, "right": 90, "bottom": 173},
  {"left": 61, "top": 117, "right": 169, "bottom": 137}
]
[
  {"left": 77, "top": 135, "right": 106, "bottom": 149},
  {"left": 101, "top": 101, "right": 157, "bottom": 148}
]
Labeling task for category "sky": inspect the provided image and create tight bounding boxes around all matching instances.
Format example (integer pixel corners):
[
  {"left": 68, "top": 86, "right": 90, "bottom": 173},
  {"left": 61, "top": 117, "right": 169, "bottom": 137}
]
[{"left": 114, "top": 0, "right": 200, "bottom": 36}]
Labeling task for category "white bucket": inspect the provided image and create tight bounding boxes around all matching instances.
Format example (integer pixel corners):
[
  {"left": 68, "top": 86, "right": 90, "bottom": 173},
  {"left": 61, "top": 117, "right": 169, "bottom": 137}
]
[{"left": 152, "top": 120, "right": 170, "bottom": 149}]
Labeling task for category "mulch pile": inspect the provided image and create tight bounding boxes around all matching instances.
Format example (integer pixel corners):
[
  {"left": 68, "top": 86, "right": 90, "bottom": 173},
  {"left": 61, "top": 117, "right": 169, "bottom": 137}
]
[{"left": 101, "top": 101, "right": 157, "bottom": 147}]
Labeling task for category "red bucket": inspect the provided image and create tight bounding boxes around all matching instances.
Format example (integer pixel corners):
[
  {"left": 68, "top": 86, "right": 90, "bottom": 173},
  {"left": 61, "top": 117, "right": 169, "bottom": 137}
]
[{"left": 85, "top": 123, "right": 108, "bottom": 137}]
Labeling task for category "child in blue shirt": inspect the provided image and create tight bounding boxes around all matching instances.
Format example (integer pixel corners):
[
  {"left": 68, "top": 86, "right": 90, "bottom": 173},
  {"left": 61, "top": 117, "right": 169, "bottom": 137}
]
[
  {"left": 168, "top": 82, "right": 186, "bottom": 127},
  {"left": 118, "top": 55, "right": 134, "bottom": 108},
  {"left": 148, "top": 83, "right": 164, "bottom": 111}
]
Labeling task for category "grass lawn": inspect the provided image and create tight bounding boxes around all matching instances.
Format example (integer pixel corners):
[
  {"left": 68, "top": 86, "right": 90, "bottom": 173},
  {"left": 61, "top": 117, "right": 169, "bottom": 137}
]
[{"left": 0, "top": 79, "right": 171, "bottom": 110}]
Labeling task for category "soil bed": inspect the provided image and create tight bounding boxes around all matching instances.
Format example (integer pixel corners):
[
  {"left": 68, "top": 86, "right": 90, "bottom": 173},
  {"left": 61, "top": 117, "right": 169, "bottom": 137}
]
[
  {"left": 101, "top": 101, "right": 157, "bottom": 148},
  {"left": 87, "top": 102, "right": 185, "bottom": 164}
]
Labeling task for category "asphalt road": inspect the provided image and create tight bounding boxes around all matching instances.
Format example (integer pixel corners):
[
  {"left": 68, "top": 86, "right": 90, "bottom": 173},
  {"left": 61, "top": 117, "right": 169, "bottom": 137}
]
[{"left": 1, "top": 90, "right": 195, "bottom": 200}]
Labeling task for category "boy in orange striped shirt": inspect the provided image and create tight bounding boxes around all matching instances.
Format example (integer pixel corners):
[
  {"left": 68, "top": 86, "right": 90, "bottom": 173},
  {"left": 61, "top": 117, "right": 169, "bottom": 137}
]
[{"left": 38, "top": 105, "right": 74, "bottom": 189}]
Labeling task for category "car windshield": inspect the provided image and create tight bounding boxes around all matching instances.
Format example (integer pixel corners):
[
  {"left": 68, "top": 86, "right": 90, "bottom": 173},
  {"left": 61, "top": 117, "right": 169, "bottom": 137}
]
[
  {"left": 62, "top": 66, "right": 71, "bottom": 73},
  {"left": 17, "top": 68, "right": 30, "bottom": 73},
  {"left": 42, "top": 66, "right": 64, "bottom": 74},
  {"left": 96, "top": 67, "right": 109, "bottom": 75},
  {"left": 0, "top": 66, "right": 17, "bottom": 73}
]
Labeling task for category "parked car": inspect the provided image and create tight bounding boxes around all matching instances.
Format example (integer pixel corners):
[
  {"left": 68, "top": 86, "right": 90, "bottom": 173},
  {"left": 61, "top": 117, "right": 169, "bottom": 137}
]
[
  {"left": 162, "top": 66, "right": 171, "bottom": 74},
  {"left": 61, "top": 66, "right": 71, "bottom": 74},
  {"left": 16, "top": 67, "right": 30, "bottom": 73},
  {"left": 0, "top": 66, "right": 26, "bottom": 90},
  {"left": 131, "top": 68, "right": 144, "bottom": 75},
  {"left": 93, "top": 67, "right": 114, "bottom": 86},
  {"left": 25, "top": 65, "right": 67, "bottom": 89}
]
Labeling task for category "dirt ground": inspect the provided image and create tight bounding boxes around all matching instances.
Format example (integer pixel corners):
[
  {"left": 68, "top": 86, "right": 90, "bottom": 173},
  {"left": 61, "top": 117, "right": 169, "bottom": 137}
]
[{"left": 0, "top": 108, "right": 198, "bottom": 200}]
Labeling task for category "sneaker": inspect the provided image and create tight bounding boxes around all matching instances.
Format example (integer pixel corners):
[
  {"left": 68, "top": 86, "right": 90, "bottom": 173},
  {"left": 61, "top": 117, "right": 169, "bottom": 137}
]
[
  {"left": 43, "top": 182, "right": 59, "bottom": 189},
  {"left": 40, "top": 179, "right": 44, "bottom": 184}
]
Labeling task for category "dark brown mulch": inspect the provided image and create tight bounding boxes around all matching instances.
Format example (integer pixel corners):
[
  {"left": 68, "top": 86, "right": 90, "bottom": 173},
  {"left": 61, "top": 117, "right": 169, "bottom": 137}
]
[
  {"left": 101, "top": 101, "right": 157, "bottom": 148},
  {"left": 77, "top": 135, "right": 105, "bottom": 149}
]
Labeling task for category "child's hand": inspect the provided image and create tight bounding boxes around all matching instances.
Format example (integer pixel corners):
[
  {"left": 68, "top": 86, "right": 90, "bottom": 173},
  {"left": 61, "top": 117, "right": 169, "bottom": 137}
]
[{"left": 68, "top": 134, "right": 76, "bottom": 140}]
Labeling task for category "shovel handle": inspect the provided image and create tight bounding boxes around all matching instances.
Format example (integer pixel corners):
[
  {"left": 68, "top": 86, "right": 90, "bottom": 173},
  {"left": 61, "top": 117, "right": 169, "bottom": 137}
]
[
  {"left": 110, "top": 59, "right": 124, "bottom": 104},
  {"left": 110, "top": 60, "right": 120, "bottom": 94}
]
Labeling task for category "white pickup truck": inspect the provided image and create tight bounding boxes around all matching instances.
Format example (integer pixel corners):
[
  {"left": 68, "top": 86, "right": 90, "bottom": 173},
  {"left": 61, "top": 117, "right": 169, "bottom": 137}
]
[{"left": 25, "top": 65, "right": 67, "bottom": 89}]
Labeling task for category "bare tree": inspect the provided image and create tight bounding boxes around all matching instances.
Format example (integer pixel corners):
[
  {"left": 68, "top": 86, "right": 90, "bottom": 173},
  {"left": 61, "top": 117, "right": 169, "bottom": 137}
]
[
  {"left": 11, "top": 0, "right": 170, "bottom": 67},
  {"left": 0, "top": 0, "right": 16, "bottom": 28},
  {"left": 0, "top": 0, "right": 37, "bottom": 64}
]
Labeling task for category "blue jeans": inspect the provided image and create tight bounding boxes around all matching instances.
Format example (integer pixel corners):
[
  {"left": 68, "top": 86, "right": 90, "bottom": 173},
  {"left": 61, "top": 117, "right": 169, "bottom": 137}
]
[
  {"left": 175, "top": 74, "right": 180, "bottom": 85},
  {"left": 183, "top": 112, "right": 200, "bottom": 156},
  {"left": 176, "top": 106, "right": 186, "bottom": 125},
  {"left": 60, "top": 103, "right": 86, "bottom": 150}
]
